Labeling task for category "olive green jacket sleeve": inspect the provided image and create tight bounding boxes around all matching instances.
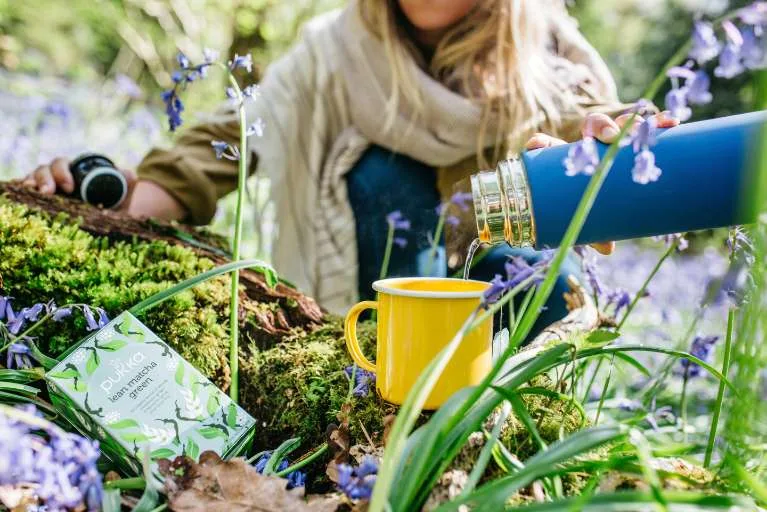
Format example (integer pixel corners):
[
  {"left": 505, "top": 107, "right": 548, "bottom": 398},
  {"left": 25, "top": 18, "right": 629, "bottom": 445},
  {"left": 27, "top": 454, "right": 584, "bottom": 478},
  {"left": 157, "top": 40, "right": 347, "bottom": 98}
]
[{"left": 136, "top": 120, "right": 257, "bottom": 225}]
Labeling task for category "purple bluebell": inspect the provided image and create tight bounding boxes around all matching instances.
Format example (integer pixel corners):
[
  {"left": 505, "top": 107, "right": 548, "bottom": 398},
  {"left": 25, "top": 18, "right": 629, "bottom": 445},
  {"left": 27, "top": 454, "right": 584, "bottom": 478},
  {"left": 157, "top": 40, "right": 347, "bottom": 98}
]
[
  {"left": 605, "top": 288, "right": 631, "bottom": 317},
  {"left": 450, "top": 191, "right": 473, "bottom": 212},
  {"left": 679, "top": 335, "right": 719, "bottom": 378},
  {"left": 177, "top": 52, "right": 190, "bottom": 69},
  {"left": 243, "top": 84, "right": 260, "bottom": 99},
  {"left": 664, "top": 87, "right": 692, "bottom": 122},
  {"left": 336, "top": 457, "right": 378, "bottom": 501},
  {"left": 344, "top": 365, "right": 376, "bottom": 397},
  {"left": 574, "top": 245, "right": 604, "bottom": 296},
  {"left": 82, "top": 305, "right": 100, "bottom": 331},
  {"left": 741, "top": 26, "right": 767, "bottom": 69},
  {"left": 52, "top": 306, "right": 73, "bottom": 322},
  {"left": 687, "top": 70, "right": 713, "bottom": 105},
  {"left": 689, "top": 21, "right": 722, "bottom": 64},
  {"left": 6, "top": 308, "right": 25, "bottom": 336},
  {"left": 6, "top": 342, "right": 33, "bottom": 369},
  {"left": 252, "top": 451, "right": 306, "bottom": 489},
  {"left": 229, "top": 53, "right": 253, "bottom": 73},
  {"left": 631, "top": 149, "right": 662, "bottom": 185},
  {"left": 202, "top": 47, "right": 220, "bottom": 64},
  {"left": 161, "top": 89, "right": 184, "bottom": 131},
  {"left": 225, "top": 87, "right": 238, "bottom": 100},
  {"left": 652, "top": 233, "right": 689, "bottom": 252},
  {"left": 630, "top": 116, "right": 657, "bottom": 153},
  {"left": 504, "top": 256, "right": 545, "bottom": 290},
  {"left": 739, "top": 2, "right": 767, "bottom": 25},
  {"left": 715, "top": 21, "right": 745, "bottom": 79},
  {"left": 246, "top": 119, "right": 265, "bottom": 137},
  {"left": 171, "top": 71, "right": 185, "bottom": 84},
  {"left": 0, "top": 405, "right": 102, "bottom": 511},
  {"left": 115, "top": 74, "right": 142, "bottom": 98},
  {"left": 97, "top": 308, "right": 109, "bottom": 328},
  {"left": 211, "top": 140, "right": 229, "bottom": 160},
  {"left": 446, "top": 215, "right": 460, "bottom": 227},
  {"left": 386, "top": 210, "right": 411, "bottom": 231},
  {"left": 483, "top": 275, "right": 510, "bottom": 305},
  {"left": 564, "top": 137, "right": 599, "bottom": 176},
  {"left": 393, "top": 237, "right": 408, "bottom": 249},
  {"left": 22, "top": 303, "right": 44, "bottom": 322}
]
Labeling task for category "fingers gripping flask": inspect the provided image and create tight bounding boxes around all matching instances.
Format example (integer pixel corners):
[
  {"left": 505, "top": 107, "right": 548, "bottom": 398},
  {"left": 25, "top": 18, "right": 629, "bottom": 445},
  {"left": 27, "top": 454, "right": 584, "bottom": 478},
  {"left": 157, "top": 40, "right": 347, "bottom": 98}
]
[{"left": 470, "top": 111, "right": 767, "bottom": 248}]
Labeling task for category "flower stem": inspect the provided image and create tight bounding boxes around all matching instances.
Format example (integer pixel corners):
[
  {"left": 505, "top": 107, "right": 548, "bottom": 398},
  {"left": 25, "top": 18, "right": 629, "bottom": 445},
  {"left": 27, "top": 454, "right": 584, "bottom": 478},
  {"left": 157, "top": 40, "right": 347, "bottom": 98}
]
[
  {"left": 104, "top": 477, "right": 146, "bottom": 490},
  {"left": 704, "top": 307, "right": 735, "bottom": 467},
  {"left": 617, "top": 239, "right": 679, "bottom": 330},
  {"left": 424, "top": 209, "right": 446, "bottom": 276},
  {"left": 594, "top": 355, "right": 615, "bottom": 425},
  {"left": 680, "top": 367, "right": 690, "bottom": 443},
  {"left": 275, "top": 443, "right": 329, "bottom": 477},
  {"left": 379, "top": 223, "right": 395, "bottom": 281},
  {"left": 225, "top": 73, "right": 249, "bottom": 403}
]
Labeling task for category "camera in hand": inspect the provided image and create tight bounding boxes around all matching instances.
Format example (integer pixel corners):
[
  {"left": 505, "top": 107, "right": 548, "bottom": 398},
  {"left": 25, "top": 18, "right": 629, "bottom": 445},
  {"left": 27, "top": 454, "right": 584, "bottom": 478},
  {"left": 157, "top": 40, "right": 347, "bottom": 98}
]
[{"left": 69, "top": 153, "right": 127, "bottom": 209}]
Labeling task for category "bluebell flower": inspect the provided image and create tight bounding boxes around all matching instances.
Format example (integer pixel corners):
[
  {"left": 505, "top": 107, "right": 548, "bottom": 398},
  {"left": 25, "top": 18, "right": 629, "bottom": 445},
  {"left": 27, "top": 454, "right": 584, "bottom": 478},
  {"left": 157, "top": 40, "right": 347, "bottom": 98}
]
[
  {"left": 446, "top": 215, "right": 461, "bottom": 227},
  {"left": 483, "top": 274, "right": 509, "bottom": 305},
  {"left": 689, "top": 21, "right": 722, "bottom": 64},
  {"left": 629, "top": 116, "right": 657, "bottom": 153},
  {"left": 739, "top": 2, "right": 767, "bottom": 25},
  {"left": 393, "top": 237, "right": 408, "bottom": 249},
  {"left": 115, "top": 74, "right": 142, "bottom": 98},
  {"left": 6, "top": 342, "right": 33, "bottom": 369},
  {"left": 243, "top": 84, "right": 261, "bottom": 99},
  {"left": 211, "top": 140, "right": 230, "bottom": 160},
  {"left": 82, "top": 305, "right": 100, "bottom": 331},
  {"left": 450, "top": 191, "right": 473, "bottom": 212},
  {"left": 171, "top": 71, "right": 185, "bottom": 84},
  {"left": 679, "top": 335, "right": 719, "bottom": 378},
  {"left": 664, "top": 86, "right": 692, "bottom": 122},
  {"left": 229, "top": 53, "right": 253, "bottom": 73},
  {"left": 177, "top": 52, "right": 190, "bottom": 69},
  {"left": 52, "top": 306, "right": 73, "bottom": 322},
  {"left": 574, "top": 245, "right": 604, "bottom": 296},
  {"left": 97, "top": 308, "right": 109, "bottom": 328},
  {"left": 504, "top": 256, "right": 545, "bottom": 290},
  {"left": 631, "top": 149, "right": 662, "bottom": 185},
  {"left": 161, "top": 89, "right": 184, "bottom": 131},
  {"left": 386, "top": 210, "right": 411, "bottom": 231},
  {"left": 6, "top": 306, "right": 25, "bottom": 335},
  {"left": 22, "top": 303, "right": 44, "bottom": 322},
  {"left": 225, "top": 87, "right": 238, "bottom": 100},
  {"left": 715, "top": 21, "right": 745, "bottom": 79},
  {"left": 564, "top": 137, "right": 599, "bottom": 176},
  {"left": 336, "top": 457, "right": 378, "bottom": 501},
  {"left": 344, "top": 365, "right": 376, "bottom": 397},
  {"left": 652, "top": 233, "right": 689, "bottom": 252},
  {"left": 202, "top": 47, "right": 220, "bottom": 64},
  {"left": 741, "top": 26, "right": 767, "bottom": 69},
  {"left": 605, "top": 288, "right": 631, "bottom": 317},
  {"left": 252, "top": 451, "right": 306, "bottom": 489},
  {"left": 0, "top": 296, "right": 9, "bottom": 321},
  {"left": 687, "top": 70, "right": 713, "bottom": 105},
  {"left": 246, "top": 118, "right": 265, "bottom": 137}
]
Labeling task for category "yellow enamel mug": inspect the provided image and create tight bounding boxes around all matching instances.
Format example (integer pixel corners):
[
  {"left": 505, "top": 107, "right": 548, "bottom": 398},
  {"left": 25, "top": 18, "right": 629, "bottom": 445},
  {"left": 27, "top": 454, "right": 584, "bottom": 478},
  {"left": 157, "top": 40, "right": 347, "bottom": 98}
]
[{"left": 343, "top": 277, "right": 493, "bottom": 410}]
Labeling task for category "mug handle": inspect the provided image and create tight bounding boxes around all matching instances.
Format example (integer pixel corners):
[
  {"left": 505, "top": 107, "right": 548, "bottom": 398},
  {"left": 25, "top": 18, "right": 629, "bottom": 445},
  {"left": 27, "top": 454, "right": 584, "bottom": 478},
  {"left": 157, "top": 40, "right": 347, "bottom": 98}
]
[{"left": 343, "top": 301, "right": 377, "bottom": 373}]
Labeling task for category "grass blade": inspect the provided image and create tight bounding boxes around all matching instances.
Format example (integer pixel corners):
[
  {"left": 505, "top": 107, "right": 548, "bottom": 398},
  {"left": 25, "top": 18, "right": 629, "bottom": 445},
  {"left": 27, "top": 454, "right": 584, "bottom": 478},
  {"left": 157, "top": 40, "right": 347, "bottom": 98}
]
[{"left": 264, "top": 437, "right": 301, "bottom": 475}]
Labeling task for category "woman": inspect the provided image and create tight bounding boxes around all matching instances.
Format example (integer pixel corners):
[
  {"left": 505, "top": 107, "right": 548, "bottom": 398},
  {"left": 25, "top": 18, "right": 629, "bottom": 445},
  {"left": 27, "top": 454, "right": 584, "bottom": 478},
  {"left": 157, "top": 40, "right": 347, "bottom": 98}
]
[{"left": 22, "top": 0, "right": 676, "bottom": 332}]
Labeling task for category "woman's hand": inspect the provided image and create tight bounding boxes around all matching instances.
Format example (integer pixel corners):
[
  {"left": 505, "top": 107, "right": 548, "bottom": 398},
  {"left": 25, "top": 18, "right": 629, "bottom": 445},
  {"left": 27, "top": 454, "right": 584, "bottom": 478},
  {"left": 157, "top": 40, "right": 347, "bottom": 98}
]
[
  {"left": 524, "top": 111, "right": 680, "bottom": 255},
  {"left": 19, "top": 157, "right": 187, "bottom": 221}
]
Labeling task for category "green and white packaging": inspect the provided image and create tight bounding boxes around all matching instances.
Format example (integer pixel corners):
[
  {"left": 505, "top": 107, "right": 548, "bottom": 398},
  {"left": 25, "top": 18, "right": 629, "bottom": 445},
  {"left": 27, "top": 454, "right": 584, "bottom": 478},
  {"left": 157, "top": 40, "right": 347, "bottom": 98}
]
[{"left": 45, "top": 311, "right": 256, "bottom": 474}]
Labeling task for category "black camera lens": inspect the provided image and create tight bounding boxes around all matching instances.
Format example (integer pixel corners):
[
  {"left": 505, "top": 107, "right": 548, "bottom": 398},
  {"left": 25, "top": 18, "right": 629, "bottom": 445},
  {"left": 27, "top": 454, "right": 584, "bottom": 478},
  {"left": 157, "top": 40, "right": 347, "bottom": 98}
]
[{"left": 69, "top": 154, "right": 127, "bottom": 209}]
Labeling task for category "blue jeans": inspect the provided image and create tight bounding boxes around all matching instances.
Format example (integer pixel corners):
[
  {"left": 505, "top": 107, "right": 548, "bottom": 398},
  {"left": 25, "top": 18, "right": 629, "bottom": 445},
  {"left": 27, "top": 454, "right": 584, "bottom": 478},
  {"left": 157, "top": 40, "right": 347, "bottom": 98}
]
[{"left": 345, "top": 145, "right": 581, "bottom": 337}]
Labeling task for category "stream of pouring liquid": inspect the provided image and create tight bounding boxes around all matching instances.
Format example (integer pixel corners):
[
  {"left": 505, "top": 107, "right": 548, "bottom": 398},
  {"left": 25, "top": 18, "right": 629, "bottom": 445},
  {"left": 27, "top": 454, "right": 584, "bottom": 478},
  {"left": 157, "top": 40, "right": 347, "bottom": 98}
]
[{"left": 462, "top": 238, "right": 482, "bottom": 280}]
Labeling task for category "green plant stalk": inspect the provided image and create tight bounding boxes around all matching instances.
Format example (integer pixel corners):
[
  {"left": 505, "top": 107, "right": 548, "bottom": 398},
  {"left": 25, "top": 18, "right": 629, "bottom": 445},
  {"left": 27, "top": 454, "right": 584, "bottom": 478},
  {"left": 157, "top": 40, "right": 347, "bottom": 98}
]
[
  {"left": 680, "top": 367, "right": 690, "bottom": 443},
  {"left": 105, "top": 477, "right": 147, "bottom": 490},
  {"left": 581, "top": 357, "right": 604, "bottom": 404},
  {"left": 460, "top": 401, "right": 510, "bottom": 497},
  {"left": 225, "top": 73, "right": 249, "bottom": 403},
  {"left": 379, "top": 223, "right": 395, "bottom": 281},
  {"left": 276, "top": 443, "right": 328, "bottom": 477},
  {"left": 594, "top": 356, "right": 614, "bottom": 425},
  {"left": 425, "top": 208, "right": 447, "bottom": 276},
  {"left": 629, "top": 429, "right": 668, "bottom": 511},
  {"left": 618, "top": 238, "right": 679, "bottom": 330},
  {"left": 704, "top": 307, "right": 735, "bottom": 468}
]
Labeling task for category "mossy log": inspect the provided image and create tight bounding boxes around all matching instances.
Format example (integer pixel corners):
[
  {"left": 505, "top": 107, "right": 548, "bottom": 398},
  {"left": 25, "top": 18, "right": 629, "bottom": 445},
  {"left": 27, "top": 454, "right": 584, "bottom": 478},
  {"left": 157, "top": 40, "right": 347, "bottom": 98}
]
[{"left": 0, "top": 182, "right": 598, "bottom": 461}]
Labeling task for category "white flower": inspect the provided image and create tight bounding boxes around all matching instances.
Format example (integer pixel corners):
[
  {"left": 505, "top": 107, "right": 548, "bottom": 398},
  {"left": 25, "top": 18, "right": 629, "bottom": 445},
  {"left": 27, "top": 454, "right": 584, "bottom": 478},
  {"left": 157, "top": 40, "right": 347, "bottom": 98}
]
[{"left": 142, "top": 424, "right": 174, "bottom": 445}]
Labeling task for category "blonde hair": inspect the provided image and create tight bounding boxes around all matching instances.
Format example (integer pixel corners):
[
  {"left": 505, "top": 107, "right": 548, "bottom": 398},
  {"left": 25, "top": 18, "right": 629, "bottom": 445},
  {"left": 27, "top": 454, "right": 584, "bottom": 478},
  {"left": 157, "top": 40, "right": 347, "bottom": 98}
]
[{"left": 359, "top": 0, "right": 611, "bottom": 166}]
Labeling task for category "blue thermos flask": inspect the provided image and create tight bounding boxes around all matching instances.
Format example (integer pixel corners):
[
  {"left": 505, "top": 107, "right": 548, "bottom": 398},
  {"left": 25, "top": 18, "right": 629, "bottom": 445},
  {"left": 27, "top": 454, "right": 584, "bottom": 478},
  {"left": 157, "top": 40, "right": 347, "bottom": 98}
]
[{"left": 470, "top": 110, "right": 766, "bottom": 248}]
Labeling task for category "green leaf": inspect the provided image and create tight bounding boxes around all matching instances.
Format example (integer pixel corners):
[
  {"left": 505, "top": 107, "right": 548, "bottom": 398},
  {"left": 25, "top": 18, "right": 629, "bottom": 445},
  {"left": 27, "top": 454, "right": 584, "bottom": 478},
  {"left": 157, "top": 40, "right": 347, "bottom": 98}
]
[
  {"left": 108, "top": 419, "right": 140, "bottom": 430},
  {"left": 85, "top": 352, "right": 98, "bottom": 375},
  {"left": 101, "top": 340, "right": 128, "bottom": 351},
  {"left": 436, "top": 425, "right": 626, "bottom": 511},
  {"left": 0, "top": 381, "right": 40, "bottom": 395},
  {"left": 150, "top": 448, "right": 177, "bottom": 460},
  {"left": 585, "top": 329, "right": 620, "bottom": 346},
  {"left": 186, "top": 438, "right": 200, "bottom": 461},
  {"left": 174, "top": 362, "right": 185, "bottom": 386},
  {"left": 71, "top": 380, "right": 87, "bottom": 392},
  {"left": 226, "top": 403, "right": 237, "bottom": 428},
  {"left": 0, "top": 368, "right": 45, "bottom": 383},
  {"left": 197, "top": 426, "right": 228, "bottom": 440},
  {"left": 101, "top": 489, "right": 121, "bottom": 512},
  {"left": 128, "top": 259, "right": 277, "bottom": 315},
  {"left": 120, "top": 432, "right": 151, "bottom": 443},
  {"left": 502, "top": 490, "right": 754, "bottom": 511},
  {"left": 132, "top": 451, "right": 160, "bottom": 512},
  {"left": 264, "top": 437, "right": 301, "bottom": 475},
  {"left": 206, "top": 393, "right": 219, "bottom": 416}
]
